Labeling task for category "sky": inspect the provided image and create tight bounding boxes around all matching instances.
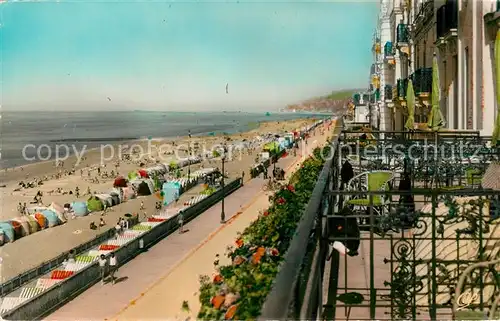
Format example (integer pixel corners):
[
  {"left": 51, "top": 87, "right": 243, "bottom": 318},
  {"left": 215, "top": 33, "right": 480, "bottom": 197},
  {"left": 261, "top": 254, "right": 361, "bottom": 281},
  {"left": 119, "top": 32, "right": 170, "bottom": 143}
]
[{"left": 1, "top": 0, "right": 378, "bottom": 111}]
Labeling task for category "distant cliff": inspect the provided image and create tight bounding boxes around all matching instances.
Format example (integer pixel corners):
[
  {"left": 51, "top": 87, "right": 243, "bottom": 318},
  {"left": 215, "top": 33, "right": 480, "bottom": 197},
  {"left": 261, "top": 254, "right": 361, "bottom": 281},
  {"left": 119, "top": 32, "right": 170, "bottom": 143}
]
[{"left": 285, "top": 89, "right": 359, "bottom": 113}]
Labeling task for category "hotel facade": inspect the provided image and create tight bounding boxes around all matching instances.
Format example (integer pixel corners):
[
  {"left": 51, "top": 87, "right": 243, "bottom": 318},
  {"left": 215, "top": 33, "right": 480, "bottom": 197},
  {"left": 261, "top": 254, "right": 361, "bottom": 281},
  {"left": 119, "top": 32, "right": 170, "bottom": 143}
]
[{"left": 367, "top": 0, "right": 499, "bottom": 135}]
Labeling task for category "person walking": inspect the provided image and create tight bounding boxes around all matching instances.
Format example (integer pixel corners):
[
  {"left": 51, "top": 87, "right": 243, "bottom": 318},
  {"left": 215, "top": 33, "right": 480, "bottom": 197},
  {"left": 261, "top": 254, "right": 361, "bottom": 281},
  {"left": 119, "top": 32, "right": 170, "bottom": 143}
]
[
  {"left": 98, "top": 254, "right": 107, "bottom": 285},
  {"left": 178, "top": 211, "right": 184, "bottom": 234},
  {"left": 109, "top": 253, "right": 118, "bottom": 284}
]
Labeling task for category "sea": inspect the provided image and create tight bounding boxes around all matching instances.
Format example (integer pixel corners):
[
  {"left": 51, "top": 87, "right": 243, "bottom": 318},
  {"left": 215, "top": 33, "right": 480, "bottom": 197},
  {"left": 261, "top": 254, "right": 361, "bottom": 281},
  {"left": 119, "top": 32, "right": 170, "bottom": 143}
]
[{"left": 0, "top": 110, "right": 327, "bottom": 168}]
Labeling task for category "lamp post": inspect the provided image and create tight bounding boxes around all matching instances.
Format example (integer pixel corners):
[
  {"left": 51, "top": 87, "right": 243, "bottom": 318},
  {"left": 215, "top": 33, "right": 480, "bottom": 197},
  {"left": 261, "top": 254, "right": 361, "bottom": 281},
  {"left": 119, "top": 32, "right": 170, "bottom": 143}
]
[
  {"left": 188, "top": 130, "right": 191, "bottom": 177},
  {"left": 220, "top": 154, "right": 226, "bottom": 223}
]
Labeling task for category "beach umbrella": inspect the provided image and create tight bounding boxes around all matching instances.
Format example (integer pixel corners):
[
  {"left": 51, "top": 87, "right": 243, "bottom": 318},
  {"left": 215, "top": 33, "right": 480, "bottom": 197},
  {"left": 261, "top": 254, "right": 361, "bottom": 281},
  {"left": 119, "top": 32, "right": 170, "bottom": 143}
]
[
  {"left": 427, "top": 54, "right": 445, "bottom": 131},
  {"left": 405, "top": 79, "right": 416, "bottom": 131},
  {"left": 492, "top": 29, "right": 500, "bottom": 146}
]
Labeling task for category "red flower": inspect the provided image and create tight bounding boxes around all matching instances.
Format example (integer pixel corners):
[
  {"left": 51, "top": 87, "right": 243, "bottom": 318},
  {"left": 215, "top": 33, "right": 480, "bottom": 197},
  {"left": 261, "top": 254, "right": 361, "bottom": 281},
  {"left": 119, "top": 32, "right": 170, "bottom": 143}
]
[
  {"left": 270, "top": 248, "right": 279, "bottom": 256},
  {"left": 213, "top": 274, "right": 223, "bottom": 284},
  {"left": 235, "top": 238, "right": 244, "bottom": 248},
  {"left": 277, "top": 197, "right": 286, "bottom": 205},
  {"left": 263, "top": 211, "right": 269, "bottom": 217},
  {"left": 287, "top": 185, "right": 295, "bottom": 192}
]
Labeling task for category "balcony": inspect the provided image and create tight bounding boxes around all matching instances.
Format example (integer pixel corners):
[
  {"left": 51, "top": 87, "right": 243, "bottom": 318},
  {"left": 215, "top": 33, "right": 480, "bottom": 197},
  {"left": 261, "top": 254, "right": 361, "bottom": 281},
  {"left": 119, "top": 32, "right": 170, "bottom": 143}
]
[
  {"left": 410, "top": 67, "right": 432, "bottom": 97},
  {"left": 396, "top": 24, "right": 409, "bottom": 45},
  {"left": 384, "top": 42, "right": 394, "bottom": 58},
  {"left": 413, "top": 0, "right": 435, "bottom": 38},
  {"left": 396, "top": 78, "right": 408, "bottom": 100},
  {"left": 384, "top": 85, "right": 393, "bottom": 102}
]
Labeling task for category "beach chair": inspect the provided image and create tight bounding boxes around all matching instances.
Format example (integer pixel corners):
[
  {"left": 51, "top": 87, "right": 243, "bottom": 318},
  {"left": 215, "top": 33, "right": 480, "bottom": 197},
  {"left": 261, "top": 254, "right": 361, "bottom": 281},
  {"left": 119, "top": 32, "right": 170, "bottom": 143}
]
[{"left": 345, "top": 170, "right": 395, "bottom": 218}]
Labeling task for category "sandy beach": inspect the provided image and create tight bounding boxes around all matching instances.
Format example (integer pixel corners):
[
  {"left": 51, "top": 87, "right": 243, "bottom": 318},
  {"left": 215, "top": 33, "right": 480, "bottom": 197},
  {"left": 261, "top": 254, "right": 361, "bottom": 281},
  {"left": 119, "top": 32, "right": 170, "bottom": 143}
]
[{"left": 0, "top": 118, "right": 317, "bottom": 281}]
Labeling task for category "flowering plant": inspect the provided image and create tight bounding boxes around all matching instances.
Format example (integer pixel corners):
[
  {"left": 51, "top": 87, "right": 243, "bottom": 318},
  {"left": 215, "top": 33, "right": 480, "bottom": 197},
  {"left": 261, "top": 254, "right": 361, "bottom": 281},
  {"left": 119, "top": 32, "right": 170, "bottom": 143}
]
[{"left": 196, "top": 146, "right": 329, "bottom": 320}]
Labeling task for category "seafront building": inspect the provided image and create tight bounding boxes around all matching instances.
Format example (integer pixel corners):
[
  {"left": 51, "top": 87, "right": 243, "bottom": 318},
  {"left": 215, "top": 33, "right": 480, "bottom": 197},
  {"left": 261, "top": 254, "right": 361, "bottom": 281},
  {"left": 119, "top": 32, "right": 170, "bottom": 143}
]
[{"left": 365, "top": 0, "right": 499, "bottom": 134}]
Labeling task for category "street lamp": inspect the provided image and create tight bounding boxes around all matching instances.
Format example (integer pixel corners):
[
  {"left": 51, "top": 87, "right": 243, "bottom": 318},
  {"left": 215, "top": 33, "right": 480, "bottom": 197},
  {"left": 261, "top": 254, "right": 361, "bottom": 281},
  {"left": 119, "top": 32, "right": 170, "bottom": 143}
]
[{"left": 220, "top": 154, "right": 226, "bottom": 223}]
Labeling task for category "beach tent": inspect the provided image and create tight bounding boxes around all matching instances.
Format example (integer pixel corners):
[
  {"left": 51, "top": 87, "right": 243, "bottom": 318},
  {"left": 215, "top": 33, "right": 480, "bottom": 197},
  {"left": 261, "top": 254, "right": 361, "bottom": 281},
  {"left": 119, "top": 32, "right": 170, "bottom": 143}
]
[
  {"left": 87, "top": 196, "right": 104, "bottom": 212},
  {"left": 137, "top": 181, "right": 152, "bottom": 196},
  {"left": 32, "top": 213, "right": 48, "bottom": 229},
  {"left": 41, "top": 210, "right": 60, "bottom": 228},
  {"left": 109, "top": 193, "right": 120, "bottom": 206},
  {"left": 0, "top": 222, "right": 15, "bottom": 244},
  {"left": 128, "top": 171, "right": 139, "bottom": 180},
  {"left": 138, "top": 169, "right": 149, "bottom": 178},
  {"left": 113, "top": 176, "right": 127, "bottom": 188},
  {"left": 95, "top": 194, "right": 113, "bottom": 207},
  {"left": 122, "top": 187, "right": 136, "bottom": 201},
  {"left": 110, "top": 187, "right": 124, "bottom": 202},
  {"left": 49, "top": 202, "right": 67, "bottom": 223},
  {"left": 71, "top": 202, "right": 88, "bottom": 217},
  {"left": 9, "top": 220, "right": 28, "bottom": 239},
  {"left": 145, "top": 179, "right": 155, "bottom": 193}
]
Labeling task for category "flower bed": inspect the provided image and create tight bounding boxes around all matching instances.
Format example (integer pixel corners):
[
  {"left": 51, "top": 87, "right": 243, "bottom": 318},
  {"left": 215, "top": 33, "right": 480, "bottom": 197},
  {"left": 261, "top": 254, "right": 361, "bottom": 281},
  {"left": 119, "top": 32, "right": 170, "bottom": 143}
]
[{"left": 197, "top": 146, "right": 330, "bottom": 320}]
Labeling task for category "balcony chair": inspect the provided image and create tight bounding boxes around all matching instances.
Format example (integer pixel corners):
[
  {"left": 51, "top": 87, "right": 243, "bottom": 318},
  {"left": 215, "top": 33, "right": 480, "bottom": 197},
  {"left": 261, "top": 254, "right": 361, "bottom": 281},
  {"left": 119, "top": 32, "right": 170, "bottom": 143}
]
[{"left": 345, "top": 171, "right": 395, "bottom": 219}]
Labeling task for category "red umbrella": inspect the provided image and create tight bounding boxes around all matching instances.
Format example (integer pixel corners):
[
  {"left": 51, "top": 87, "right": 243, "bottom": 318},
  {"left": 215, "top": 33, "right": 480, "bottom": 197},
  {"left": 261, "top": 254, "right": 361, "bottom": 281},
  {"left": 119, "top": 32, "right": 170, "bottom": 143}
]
[{"left": 138, "top": 169, "right": 149, "bottom": 178}]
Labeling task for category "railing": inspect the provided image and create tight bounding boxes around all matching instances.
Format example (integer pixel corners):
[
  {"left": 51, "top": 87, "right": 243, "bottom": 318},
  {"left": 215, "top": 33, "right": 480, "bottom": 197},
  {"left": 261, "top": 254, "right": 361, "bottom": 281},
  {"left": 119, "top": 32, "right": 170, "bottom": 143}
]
[
  {"left": 2, "top": 178, "right": 243, "bottom": 320},
  {"left": 384, "top": 85, "right": 393, "bottom": 101},
  {"left": 397, "top": 24, "right": 409, "bottom": 43},
  {"left": 257, "top": 122, "right": 342, "bottom": 320},
  {"left": 397, "top": 78, "right": 408, "bottom": 98},
  {"left": 384, "top": 42, "right": 393, "bottom": 57},
  {"left": 328, "top": 131, "right": 500, "bottom": 320},
  {"left": 0, "top": 229, "right": 116, "bottom": 297},
  {"left": 329, "top": 189, "right": 500, "bottom": 320},
  {"left": 411, "top": 67, "right": 432, "bottom": 95}
]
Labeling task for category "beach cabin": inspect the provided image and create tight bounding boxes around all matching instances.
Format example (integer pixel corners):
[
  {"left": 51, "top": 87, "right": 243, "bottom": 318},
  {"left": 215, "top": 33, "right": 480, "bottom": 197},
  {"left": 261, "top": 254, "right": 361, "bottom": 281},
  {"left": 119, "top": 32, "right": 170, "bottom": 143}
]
[{"left": 161, "top": 181, "right": 181, "bottom": 206}]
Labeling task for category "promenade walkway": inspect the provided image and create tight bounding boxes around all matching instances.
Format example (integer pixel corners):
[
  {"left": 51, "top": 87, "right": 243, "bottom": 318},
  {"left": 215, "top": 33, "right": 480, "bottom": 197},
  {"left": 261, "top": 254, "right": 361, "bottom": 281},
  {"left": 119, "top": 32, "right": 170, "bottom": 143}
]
[
  {"left": 45, "top": 136, "right": 324, "bottom": 320},
  {"left": 109, "top": 134, "right": 329, "bottom": 320}
]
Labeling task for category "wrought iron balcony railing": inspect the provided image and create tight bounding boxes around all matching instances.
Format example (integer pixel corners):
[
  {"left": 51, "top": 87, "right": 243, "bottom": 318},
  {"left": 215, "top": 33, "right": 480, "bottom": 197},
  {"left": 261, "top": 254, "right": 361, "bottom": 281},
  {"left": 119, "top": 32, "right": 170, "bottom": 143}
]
[
  {"left": 397, "top": 24, "right": 409, "bottom": 44},
  {"left": 384, "top": 42, "right": 394, "bottom": 57},
  {"left": 384, "top": 85, "right": 393, "bottom": 101},
  {"left": 410, "top": 68, "right": 432, "bottom": 96},
  {"left": 397, "top": 78, "right": 408, "bottom": 99}
]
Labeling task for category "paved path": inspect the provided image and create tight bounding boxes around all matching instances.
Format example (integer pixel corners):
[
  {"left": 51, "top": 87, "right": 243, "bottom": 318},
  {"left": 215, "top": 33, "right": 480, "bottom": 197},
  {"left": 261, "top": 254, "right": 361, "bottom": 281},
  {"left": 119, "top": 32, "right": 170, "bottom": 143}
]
[{"left": 45, "top": 143, "right": 309, "bottom": 320}]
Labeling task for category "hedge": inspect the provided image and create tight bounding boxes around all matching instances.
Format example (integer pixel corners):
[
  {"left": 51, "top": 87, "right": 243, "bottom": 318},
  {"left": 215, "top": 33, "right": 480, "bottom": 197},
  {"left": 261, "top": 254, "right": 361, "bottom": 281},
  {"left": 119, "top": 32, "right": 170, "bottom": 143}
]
[{"left": 196, "top": 145, "right": 330, "bottom": 320}]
